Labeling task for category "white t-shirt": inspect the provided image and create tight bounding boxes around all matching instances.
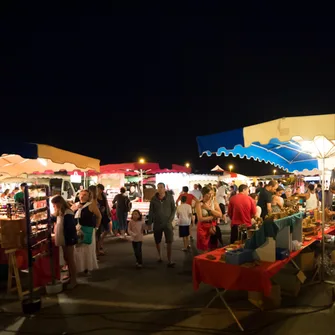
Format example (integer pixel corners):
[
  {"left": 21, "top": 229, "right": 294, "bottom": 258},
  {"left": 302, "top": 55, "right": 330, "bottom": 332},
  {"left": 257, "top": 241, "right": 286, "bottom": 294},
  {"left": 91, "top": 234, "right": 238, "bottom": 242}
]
[
  {"left": 216, "top": 186, "right": 226, "bottom": 205},
  {"left": 177, "top": 203, "right": 192, "bottom": 226},
  {"left": 190, "top": 189, "right": 202, "bottom": 200}
]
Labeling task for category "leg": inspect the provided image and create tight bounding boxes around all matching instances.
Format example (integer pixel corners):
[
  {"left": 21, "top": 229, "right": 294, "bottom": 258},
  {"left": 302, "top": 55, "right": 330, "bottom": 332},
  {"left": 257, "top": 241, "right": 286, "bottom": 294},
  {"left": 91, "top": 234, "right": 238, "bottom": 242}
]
[
  {"left": 230, "top": 225, "right": 239, "bottom": 244},
  {"left": 183, "top": 237, "right": 188, "bottom": 249},
  {"left": 154, "top": 229, "right": 163, "bottom": 261},
  {"left": 64, "top": 246, "right": 77, "bottom": 286},
  {"left": 165, "top": 225, "right": 174, "bottom": 266},
  {"left": 167, "top": 242, "right": 172, "bottom": 263},
  {"left": 117, "top": 210, "right": 125, "bottom": 237},
  {"left": 138, "top": 242, "right": 143, "bottom": 265},
  {"left": 132, "top": 242, "right": 139, "bottom": 263}
]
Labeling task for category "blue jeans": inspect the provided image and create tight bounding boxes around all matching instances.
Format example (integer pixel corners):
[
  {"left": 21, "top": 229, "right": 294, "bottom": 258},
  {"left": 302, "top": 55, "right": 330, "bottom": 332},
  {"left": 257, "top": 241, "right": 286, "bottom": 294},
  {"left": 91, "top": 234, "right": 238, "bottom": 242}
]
[{"left": 117, "top": 209, "right": 128, "bottom": 231}]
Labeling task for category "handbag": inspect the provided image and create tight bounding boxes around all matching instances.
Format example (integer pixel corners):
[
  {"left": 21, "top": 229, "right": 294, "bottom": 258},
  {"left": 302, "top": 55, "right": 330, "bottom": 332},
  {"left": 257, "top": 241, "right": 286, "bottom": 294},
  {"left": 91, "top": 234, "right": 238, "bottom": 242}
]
[{"left": 76, "top": 224, "right": 93, "bottom": 245}]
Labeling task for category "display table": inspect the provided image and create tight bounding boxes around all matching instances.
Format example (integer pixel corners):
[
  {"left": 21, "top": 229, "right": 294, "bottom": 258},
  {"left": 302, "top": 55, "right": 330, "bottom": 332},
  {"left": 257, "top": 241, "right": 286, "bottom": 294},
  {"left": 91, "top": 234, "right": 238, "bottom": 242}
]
[
  {"left": 193, "top": 225, "right": 335, "bottom": 331},
  {"left": 0, "top": 243, "right": 60, "bottom": 288}
]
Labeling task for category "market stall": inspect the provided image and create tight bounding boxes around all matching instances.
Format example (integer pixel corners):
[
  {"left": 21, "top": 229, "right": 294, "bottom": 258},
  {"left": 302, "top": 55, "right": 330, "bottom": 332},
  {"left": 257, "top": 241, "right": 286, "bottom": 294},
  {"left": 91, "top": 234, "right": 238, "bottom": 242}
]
[
  {"left": 196, "top": 114, "right": 335, "bottom": 330},
  {"left": 0, "top": 143, "right": 100, "bottom": 310}
]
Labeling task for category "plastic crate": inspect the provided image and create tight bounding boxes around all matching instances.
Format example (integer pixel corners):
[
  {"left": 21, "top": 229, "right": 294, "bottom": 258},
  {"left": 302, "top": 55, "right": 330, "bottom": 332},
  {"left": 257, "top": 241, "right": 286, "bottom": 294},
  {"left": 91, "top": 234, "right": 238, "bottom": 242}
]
[{"left": 225, "top": 248, "right": 254, "bottom": 265}]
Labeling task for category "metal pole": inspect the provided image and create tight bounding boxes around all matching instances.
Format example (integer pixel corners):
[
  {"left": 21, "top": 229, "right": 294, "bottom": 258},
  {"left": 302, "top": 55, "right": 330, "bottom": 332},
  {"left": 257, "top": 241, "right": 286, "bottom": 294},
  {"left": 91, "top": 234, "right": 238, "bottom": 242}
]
[
  {"left": 140, "top": 169, "right": 144, "bottom": 202},
  {"left": 321, "top": 157, "right": 326, "bottom": 281},
  {"left": 23, "top": 186, "right": 34, "bottom": 302}
]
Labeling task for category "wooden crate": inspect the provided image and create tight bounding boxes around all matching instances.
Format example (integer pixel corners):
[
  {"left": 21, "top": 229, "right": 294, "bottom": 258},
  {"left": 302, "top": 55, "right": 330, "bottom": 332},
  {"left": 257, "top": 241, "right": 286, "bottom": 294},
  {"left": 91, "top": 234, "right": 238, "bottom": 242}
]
[{"left": 0, "top": 219, "right": 26, "bottom": 249}]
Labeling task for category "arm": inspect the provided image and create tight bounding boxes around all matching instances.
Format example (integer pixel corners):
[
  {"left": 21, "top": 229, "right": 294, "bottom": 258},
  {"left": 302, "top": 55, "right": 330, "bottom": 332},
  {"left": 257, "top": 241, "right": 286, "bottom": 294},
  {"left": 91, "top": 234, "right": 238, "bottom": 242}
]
[
  {"left": 112, "top": 195, "right": 118, "bottom": 204},
  {"left": 168, "top": 197, "right": 176, "bottom": 224},
  {"left": 90, "top": 203, "right": 102, "bottom": 228},
  {"left": 188, "top": 206, "right": 192, "bottom": 219},
  {"left": 212, "top": 200, "right": 222, "bottom": 218},
  {"left": 267, "top": 203, "right": 272, "bottom": 215},
  {"left": 127, "top": 221, "right": 136, "bottom": 237},
  {"left": 196, "top": 202, "right": 214, "bottom": 223},
  {"left": 250, "top": 199, "right": 257, "bottom": 218},
  {"left": 147, "top": 200, "right": 154, "bottom": 225},
  {"left": 175, "top": 195, "right": 181, "bottom": 207},
  {"left": 63, "top": 214, "right": 77, "bottom": 245}
]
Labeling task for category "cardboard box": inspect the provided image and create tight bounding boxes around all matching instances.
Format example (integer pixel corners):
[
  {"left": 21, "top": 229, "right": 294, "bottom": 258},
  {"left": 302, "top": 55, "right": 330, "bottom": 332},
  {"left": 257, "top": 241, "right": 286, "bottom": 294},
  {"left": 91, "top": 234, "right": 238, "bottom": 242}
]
[
  {"left": 295, "top": 248, "right": 315, "bottom": 272},
  {"left": 271, "top": 268, "right": 306, "bottom": 297},
  {"left": 248, "top": 284, "right": 281, "bottom": 310}
]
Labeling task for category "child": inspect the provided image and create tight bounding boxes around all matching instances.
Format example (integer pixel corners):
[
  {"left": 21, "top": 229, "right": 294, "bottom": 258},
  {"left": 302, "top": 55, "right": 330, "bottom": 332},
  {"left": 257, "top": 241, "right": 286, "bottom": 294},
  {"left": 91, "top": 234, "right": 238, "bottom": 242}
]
[
  {"left": 176, "top": 195, "right": 192, "bottom": 251},
  {"left": 111, "top": 204, "right": 120, "bottom": 236},
  {"left": 127, "top": 209, "right": 151, "bottom": 268}
]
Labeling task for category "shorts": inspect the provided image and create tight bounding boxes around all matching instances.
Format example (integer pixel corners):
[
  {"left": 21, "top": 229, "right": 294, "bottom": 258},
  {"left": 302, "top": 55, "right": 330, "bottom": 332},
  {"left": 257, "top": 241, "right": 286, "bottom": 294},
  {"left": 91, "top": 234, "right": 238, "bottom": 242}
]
[
  {"left": 100, "top": 215, "right": 110, "bottom": 233},
  {"left": 154, "top": 226, "right": 174, "bottom": 244},
  {"left": 179, "top": 225, "right": 190, "bottom": 238}
]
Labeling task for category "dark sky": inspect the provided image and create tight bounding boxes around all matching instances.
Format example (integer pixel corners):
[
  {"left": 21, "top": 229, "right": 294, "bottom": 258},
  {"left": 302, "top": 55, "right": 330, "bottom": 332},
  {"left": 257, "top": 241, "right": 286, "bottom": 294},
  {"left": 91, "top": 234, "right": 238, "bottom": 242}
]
[{"left": 1, "top": 4, "right": 334, "bottom": 176}]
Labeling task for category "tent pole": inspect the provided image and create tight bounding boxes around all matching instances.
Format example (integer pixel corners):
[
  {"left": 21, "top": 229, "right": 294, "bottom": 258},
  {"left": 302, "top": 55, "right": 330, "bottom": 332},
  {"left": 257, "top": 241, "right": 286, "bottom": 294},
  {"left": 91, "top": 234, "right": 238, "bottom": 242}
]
[{"left": 321, "top": 157, "right": 326, "bottom": 281}]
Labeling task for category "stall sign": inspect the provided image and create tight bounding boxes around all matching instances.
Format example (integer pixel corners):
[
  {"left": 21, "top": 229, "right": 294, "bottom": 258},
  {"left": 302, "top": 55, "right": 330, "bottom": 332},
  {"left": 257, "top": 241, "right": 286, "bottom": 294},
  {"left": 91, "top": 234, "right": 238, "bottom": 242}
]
[{"left": 70, "top": 172, "right": 81, "bottom": 183}]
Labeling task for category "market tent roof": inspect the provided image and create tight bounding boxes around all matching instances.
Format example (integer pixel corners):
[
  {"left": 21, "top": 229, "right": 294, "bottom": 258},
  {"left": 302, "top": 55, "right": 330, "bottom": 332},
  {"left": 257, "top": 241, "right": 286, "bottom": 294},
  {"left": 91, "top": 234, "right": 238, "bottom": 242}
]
[
  {"left": 211, "top": 165, "right": 224, "bottom": 172},
  {"left": 0, "top": 143, "right": 100, "bottom": 178},
  {"left": 197, "top": 114, "right": 335, "bottom": 174},
  {"left": 100, "top": 163, "right": 160, "bottom": 175},
  {"left": 100, "top": 163, "right": 191, "bottom": 175}
]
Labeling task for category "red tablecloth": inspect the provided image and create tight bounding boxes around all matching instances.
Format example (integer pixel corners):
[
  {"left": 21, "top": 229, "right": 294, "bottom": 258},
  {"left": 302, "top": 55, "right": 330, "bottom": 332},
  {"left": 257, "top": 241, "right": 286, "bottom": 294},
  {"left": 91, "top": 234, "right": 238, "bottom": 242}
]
[
  {"left": 193, "top": 226, "right": 335, "bottom": 296},
  {"left": 0, "top": 243, "right": 60, "bottom": 288}
]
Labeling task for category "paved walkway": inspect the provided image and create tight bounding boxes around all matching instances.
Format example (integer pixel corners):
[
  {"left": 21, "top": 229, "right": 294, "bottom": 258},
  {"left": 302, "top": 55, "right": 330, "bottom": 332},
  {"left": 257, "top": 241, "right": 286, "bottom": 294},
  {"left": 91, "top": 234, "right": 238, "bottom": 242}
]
[{"left": 0, "top": 226, "right": 335, "bottom": 334}]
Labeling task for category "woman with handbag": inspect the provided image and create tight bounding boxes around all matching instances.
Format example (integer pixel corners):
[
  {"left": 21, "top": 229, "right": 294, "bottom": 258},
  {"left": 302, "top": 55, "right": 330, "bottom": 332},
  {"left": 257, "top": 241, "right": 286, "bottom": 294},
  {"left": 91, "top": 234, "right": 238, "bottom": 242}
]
[
  {"left": 196, "top": 186, "right": 222, "bottom": 252},
  {"left": 72, "top": 189, "right": 102, "bottom": 274}
]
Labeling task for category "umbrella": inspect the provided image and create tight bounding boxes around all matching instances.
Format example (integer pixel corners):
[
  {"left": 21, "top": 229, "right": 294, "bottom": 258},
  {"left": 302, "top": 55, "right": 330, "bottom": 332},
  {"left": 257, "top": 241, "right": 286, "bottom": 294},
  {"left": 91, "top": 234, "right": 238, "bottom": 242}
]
[
  {"left": 0, "top": 143, "right": 100, "bottom": 178},
  {"left": 197, "top": 114, "right": 335, "bottom": 280}
]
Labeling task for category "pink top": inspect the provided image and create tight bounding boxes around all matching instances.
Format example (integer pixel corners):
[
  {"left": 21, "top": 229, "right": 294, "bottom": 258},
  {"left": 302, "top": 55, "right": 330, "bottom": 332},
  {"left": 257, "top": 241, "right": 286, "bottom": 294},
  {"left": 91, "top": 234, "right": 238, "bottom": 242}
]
[{"left": 127, "top": 219, "right": 151, "bottom": 242}]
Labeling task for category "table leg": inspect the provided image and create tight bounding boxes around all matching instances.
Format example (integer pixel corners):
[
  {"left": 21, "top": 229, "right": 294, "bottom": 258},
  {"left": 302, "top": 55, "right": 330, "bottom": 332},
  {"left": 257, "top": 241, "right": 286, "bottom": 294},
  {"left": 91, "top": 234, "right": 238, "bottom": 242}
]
[
  {"left": 205, "top": 288, "right": 244, "bottom": 332},
  {"left": 290, "top": 259, "right": 300, "bottom": 270}
]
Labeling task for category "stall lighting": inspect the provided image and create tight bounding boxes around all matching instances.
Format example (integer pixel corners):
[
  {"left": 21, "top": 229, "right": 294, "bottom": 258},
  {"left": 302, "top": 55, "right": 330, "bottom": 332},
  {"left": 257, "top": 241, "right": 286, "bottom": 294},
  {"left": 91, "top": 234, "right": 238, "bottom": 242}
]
[
  {"left": 185, "top": 162, "right": 190, "bottom": 168},
  {"left": 139, "top": 158, "right": 145, "bottom": 164},
  {"left": 292, "top": 136, "right": 335, "bottom": 159}
]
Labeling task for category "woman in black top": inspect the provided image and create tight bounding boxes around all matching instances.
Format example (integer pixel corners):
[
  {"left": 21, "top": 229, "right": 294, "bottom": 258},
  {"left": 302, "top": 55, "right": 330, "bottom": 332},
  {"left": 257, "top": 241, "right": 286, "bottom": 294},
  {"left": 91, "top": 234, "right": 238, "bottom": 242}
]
[
  {"left": 96, "top": 184, "right": 111, "bottom": 255},
  {"left": 113, "top": 187, "right": 130, "bottom": 238},
  {"left": 52, "top": 195, "right": 77, "bottom": 289}
]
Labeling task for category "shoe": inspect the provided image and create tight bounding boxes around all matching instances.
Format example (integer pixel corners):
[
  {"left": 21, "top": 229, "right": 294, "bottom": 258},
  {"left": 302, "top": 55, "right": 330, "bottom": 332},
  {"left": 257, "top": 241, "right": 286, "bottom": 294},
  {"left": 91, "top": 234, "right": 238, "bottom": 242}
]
[
  {"left": 157, "top": 258, "right": 163, "bottom": 263},
  {"left": 136, "top": 264, "right": 143, "bottom": 268},
  {"left": 182, "top": 248, "right": 187, "bottom": 252},
  {"left": 187, "top": 245, "right": 191, "bottom": 249},
  {"left": 167, "top": 262, "right": 176, "bottom": 268}
]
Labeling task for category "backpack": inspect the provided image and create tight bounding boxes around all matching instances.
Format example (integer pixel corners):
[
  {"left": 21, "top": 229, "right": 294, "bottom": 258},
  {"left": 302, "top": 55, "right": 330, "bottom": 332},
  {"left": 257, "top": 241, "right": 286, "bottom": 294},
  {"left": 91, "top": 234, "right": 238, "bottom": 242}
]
[{"left": 125, "top": 196, "right": 132, "bottom": 212}]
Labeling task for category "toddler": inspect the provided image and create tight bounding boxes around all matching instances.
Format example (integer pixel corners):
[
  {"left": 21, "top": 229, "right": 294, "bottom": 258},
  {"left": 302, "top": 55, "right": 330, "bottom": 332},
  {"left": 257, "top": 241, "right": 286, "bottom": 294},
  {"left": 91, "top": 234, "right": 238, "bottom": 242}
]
[{"left": 128, "top": 210, "right": 151, "bottom": 268}]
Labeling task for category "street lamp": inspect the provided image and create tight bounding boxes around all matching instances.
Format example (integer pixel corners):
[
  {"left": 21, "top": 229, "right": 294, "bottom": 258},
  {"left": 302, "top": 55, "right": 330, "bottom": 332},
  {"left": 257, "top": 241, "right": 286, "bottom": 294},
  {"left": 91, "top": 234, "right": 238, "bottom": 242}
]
[
  {"left": 185, "top": 162, "right": 190, "bottom": 168},
  {"left": 138, "top": 158, "right": 145, "bottom": 201},
  {"left": 273, "top": 169, "right": 277, "bottom": 175},
  {"left": 229, "top": 165, "right": 233, "bottom": 172}
]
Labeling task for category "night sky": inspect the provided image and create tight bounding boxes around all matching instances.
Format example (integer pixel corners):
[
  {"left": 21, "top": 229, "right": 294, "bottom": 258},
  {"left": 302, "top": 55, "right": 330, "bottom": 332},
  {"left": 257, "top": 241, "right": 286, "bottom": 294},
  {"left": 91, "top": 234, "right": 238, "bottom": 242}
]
[{"left": 1, "top": 4, "right": 333, "bottom": 176}]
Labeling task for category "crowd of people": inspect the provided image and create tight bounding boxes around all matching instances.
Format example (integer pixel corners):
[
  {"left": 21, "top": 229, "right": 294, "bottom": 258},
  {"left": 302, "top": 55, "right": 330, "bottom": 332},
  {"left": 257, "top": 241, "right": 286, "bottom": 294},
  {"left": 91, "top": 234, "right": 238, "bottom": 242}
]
[{"left": 13, "top": 177, "right": 335, "bottom": 290}]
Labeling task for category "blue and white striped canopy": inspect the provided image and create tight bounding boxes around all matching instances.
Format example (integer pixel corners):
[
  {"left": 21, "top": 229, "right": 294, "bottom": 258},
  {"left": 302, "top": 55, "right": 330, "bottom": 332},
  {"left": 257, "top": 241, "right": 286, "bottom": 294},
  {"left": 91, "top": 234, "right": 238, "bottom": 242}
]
[{"left": 197, "top": 115, "right": 335, "bottom": 174}]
